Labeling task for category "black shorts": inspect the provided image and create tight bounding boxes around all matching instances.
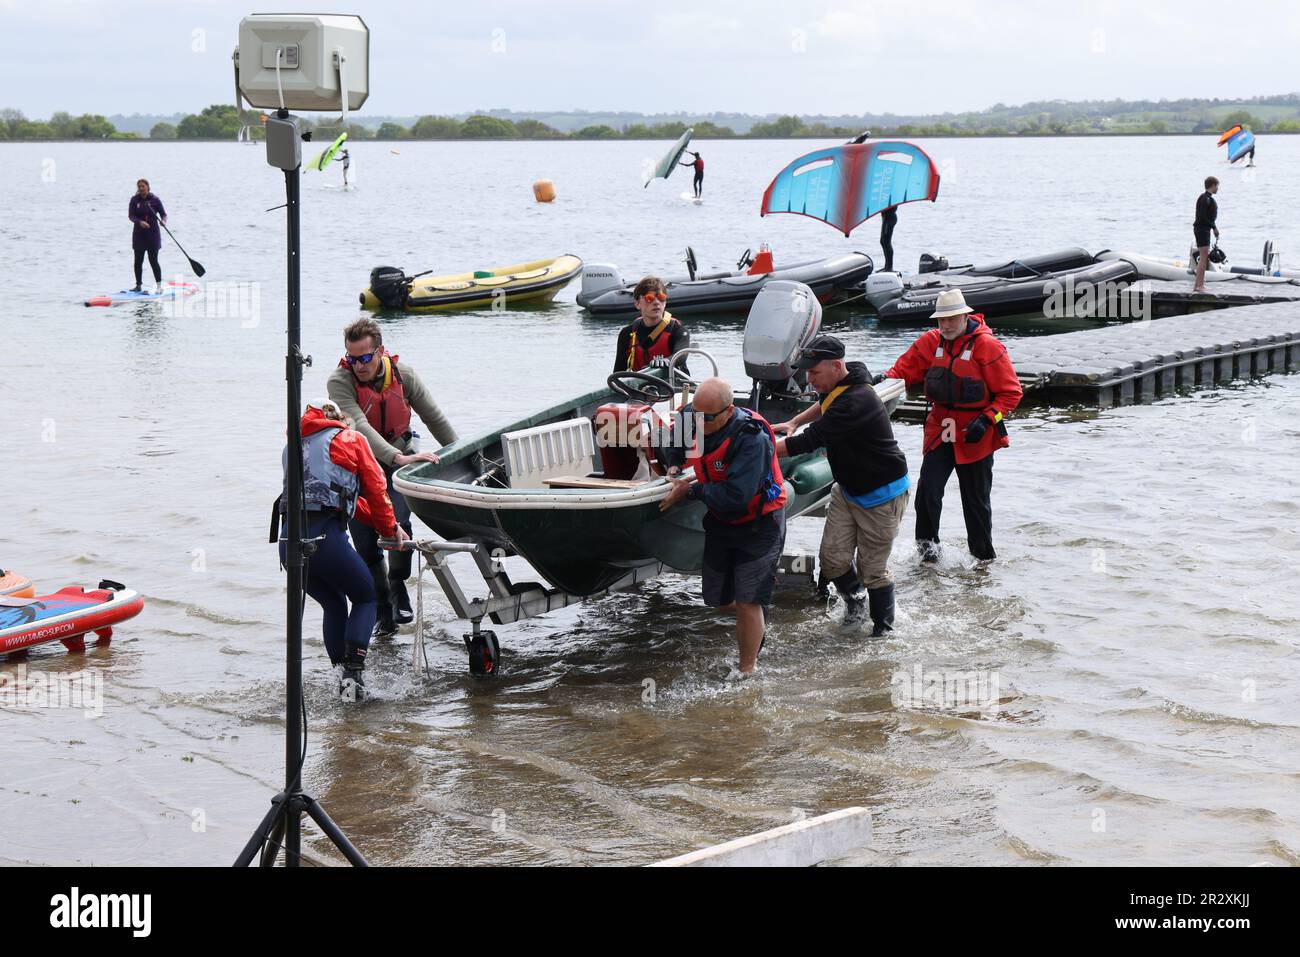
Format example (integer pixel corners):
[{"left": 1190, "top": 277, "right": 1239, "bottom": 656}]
[
  {"left": 702, "top": 510, "right": 786, "bottom": 608},
  {"left": 1194, "top": 227, "right": 1212, "bottom": 249}
]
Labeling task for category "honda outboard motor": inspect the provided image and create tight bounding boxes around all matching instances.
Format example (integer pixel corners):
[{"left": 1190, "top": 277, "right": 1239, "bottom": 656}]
[
  {"left": 369, "top": 266, "right": 410, "bottom": 309},
  {"left": 743, "top": 280, "right": 821, "bottom": 397},
  {"left": 864, "top": 272, "right": 905, "bottom": 310},
  {"left": 579, "top": 263, "right": 626, "bottom": 301},
  {"left": 918, "top": 252, "right": 949, "bottom": 274}
]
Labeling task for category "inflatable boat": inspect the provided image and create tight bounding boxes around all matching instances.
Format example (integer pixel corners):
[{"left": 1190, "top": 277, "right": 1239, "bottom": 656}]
[
  {"left": 1096, "top": 247, "right": 1300, "bottom": 284},
  {"left": 361, "top": 255, "right": 583, "bottom": 312},
  {"left": 576, "top": 248, "right": 873, "bottom": 317},
  {"left": 875, "top": 259, "right": 1140, "bottom": 323},
  {"left": 865, "top": 247, "right": 1098, "bottom": 310},
  {"left": 1, "top": 580, "right": 144, "bottom": 656},
  {"left": 0, "top": 569, "right": 34, "bottom": 598}
]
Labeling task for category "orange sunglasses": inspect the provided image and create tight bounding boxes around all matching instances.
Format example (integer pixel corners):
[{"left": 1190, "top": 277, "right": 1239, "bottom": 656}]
[{"left": 639, "top": 291, "right": 668, "bottom": 302}]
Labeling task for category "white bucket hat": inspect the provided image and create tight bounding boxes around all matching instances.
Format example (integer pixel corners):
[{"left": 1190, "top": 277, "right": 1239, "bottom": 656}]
[{"left": 931, "top": 288, "right": 974, "bottom": 319}]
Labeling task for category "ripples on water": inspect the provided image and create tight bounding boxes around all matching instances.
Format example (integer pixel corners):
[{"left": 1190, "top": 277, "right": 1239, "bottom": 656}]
[{"left": 2, "top": 139, "right": 1298, "bottom": 866}]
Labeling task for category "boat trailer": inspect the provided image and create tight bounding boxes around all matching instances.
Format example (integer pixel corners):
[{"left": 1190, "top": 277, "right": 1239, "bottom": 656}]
[{"left": 394, "top": 537, "right": 818, "bottom": 678}]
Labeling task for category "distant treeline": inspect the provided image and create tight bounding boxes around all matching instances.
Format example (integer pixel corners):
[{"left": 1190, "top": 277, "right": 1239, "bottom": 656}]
[{"left": 7, "top": 101, "right": 1300, "bottom": 141}]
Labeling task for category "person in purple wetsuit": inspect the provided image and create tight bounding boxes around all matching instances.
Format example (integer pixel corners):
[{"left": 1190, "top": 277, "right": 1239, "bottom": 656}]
[{"left": 128, "top": 178, "right": 167, "bottom": 293}]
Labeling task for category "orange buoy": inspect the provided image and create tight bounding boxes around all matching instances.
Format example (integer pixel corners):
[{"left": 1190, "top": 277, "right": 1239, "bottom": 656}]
[{"left": 533, "top": 179, "right": 556, "bottom": 203}]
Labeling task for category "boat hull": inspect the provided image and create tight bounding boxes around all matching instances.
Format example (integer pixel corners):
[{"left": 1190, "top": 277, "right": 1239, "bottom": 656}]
[
  {"left": 577, "top": 253, "right": 873, "bottom": 317},
  {"left": 395, "top": 379, "right": 904, "bottom": 597}
]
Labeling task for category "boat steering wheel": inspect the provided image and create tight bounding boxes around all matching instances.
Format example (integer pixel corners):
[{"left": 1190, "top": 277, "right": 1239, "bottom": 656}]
[
  {"left": 736, "top": 248, "right": 754, "bottom": 271},
  {"left": 607, "top": 371, "right": 676, "bottom": 404}
]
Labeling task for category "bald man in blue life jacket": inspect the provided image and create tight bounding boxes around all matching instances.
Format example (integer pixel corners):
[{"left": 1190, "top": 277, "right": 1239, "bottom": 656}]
[{"left": 659, "top": 376, "right": 787, "bottom": 676}]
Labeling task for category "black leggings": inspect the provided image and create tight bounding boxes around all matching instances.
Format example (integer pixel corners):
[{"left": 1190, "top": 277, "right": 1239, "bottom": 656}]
[
  {"left": 880, "top": 210, "right": 897, "bottom": 272},
  {"left": 693, "top": 169, "right": 703, "bottom": 196},
  {"left": 133, "top": 248, "right": 161, "bottom": 285}
]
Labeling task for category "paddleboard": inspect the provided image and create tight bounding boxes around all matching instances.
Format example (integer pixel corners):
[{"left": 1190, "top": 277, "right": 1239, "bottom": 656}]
[
  {"left": 680, "top": 191, "right": 703, "bottom": 205},
  {"left": 84, "top": 281, "right": 200, "bottom": 308},
  {"left": 0, "top": 581, "right": 144, "bottom": 656}
]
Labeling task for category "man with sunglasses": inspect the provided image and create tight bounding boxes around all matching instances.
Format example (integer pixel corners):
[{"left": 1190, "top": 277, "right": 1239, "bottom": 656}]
[
  {"left": 659, "top": 377, "right": 786, "bottom": 676},
  {"left": 327, "top": 318, "right": 458, "bottom": 636},
  {"left": 772, "top": 335, "right": 909, "bottom": 636},
  {"left": 612, "top": 277, "right": 690, "bottom": 374}
]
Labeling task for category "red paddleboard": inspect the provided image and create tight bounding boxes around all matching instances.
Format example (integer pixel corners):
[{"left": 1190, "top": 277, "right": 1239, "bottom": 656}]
[{"left": 0, "top": 581, "right": 144, "bottom": 655}]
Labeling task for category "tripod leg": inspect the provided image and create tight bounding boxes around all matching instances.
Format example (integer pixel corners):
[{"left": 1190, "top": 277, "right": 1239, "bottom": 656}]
[
  {"left": 302, "top": 796, "right": 370, "bottom": 867},
  {"left": 233, "top": 796, "right": 288, "bottom": 867},
  {"left": 259, "top": 813, "right": 288, "bottom": 867}
]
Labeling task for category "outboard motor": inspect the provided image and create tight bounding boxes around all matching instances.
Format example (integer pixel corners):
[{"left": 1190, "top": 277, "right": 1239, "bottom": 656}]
[
  {"left": 863, "top": 272, "right": 905, "bottom": 310},
  {"left": 579, "top": 263, "right": 626, "bottom": 301},
  {"left": 743, "top": 280, "right": 821, "bottom": 397},
  {"left": 918, "top": 252, "right": 949, "bottom": 274},
  {"left": 369, "top": 266, "right": 410, "bottom": 309}
]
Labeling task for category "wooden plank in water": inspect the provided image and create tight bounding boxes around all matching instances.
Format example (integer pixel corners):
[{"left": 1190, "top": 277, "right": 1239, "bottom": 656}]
[{"left": 651, "top": 807, "right": 873, "bottom": 867}]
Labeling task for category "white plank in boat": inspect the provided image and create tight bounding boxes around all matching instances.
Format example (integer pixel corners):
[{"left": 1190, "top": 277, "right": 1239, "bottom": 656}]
[{"left": 542, "top": 475, "right": 653, "bottom": 489}]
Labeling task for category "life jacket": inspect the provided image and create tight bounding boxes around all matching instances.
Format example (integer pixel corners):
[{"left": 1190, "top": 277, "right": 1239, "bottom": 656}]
[
  {"left": 687, "top": 409, "right": 787, "bottom": 525},
  {"left": 279, "top": 425, "right": 359, "bottom": 520},
  {"left": 922, "top": 324, "right": 991, "bottom": 411},
  {"left": 626, "top": 317, "right": 677, "bottom": 371},
  {"left": 343, "top": 353, "right": 413, "bottom": 445}
]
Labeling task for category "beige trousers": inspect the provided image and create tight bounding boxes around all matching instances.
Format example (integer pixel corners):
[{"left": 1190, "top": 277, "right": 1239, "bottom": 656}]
[{"left": 819, "top": 485, "right": 909, "bottom": 589}]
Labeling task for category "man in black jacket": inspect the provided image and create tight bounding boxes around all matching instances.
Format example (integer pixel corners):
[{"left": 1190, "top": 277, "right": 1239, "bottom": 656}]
[{"left": 774, "top": 335, "right": 910, "bottom": 635}]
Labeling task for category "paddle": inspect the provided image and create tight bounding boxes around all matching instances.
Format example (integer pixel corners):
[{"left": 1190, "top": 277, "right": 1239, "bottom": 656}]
[{"left": 152, "top": 211, "right": 206, "bottom": 278}]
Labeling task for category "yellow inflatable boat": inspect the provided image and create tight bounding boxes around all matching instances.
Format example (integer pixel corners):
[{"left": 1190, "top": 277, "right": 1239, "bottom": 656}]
[{"left": 361, "top": 255, "right": 583, "bottom": 312}]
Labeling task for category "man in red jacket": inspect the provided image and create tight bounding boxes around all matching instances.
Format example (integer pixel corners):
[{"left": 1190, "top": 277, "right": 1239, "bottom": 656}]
[{"left": 883, "top": 289, "right": 1022, "bottom": 562}]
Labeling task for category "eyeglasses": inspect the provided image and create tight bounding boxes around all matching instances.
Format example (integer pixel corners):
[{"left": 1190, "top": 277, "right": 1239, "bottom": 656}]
[
  {"left": 345, "top": 352, "right": 378, "bottom": 366},
  {"left": 696, "top": 404, "right": 732, "bottom": 423},
  {"left": 639, "top": 292, "right": 668, "bottom": 303}
]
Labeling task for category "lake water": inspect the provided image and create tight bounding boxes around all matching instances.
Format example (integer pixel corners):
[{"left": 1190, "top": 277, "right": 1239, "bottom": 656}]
[{"left": 2, "top": 136, "right": 1298, "bottom": 866}]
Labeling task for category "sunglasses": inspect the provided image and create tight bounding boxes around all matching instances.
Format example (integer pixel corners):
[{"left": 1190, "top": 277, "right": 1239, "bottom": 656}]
[
  {"left": 696, "top": 404, "right": 732, "bottom": 423},
  {"left": 639, "top": 292, "right": 668, "bottom": 303},
  {"left": 345, "top": 352, "right": 379, "bottom": 366}
]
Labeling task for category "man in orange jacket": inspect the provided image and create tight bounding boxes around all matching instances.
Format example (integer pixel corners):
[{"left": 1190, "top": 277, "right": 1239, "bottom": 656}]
[{"left": 883, "top": 289, "right": 1022, "bottom": 562}]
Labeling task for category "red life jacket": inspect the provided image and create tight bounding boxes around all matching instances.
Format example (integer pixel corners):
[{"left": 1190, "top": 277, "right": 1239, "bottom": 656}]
[
  {"left": 626, "top": 316, "right": 678, "bottom": 371},
  {"left": 687, "top": 409, "right": 787, "bottom": 525},
  {"left": 341, "top": 353, "right": 413, "bottom": 445},
  {"left": 922, "top": 321, "right": 991, "bottom": 412}
]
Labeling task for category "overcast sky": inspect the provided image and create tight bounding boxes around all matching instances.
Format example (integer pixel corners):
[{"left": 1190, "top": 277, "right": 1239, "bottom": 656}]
[{"left": 3, "top": 0, "right": 1298, "bottom": 118}]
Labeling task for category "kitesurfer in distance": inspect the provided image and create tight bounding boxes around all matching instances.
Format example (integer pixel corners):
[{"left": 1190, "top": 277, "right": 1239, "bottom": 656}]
[
  {"left": 881, "top": 289, "right": 1022, "bottom": 565},
  {"left": 879, "top": 205, "right": 899, "bottom": 273},
  {"left": 658, "top": 377, "right": 787, "bottom": 677},
  {"left": 679, "top": 151, "right": 704, "bottom": 198},
  {"left": 328, "top": 319, "right": 458, "bottom": 637},
  {"left": 128, "top": 178, "right": 166, "bottom": 293},
  {"left": 613, "top": 277, "right": 690, "bottom": 373},
  {"left": 273, "top": 399, "right": 409, "bottom": 702},
  {"left": 1193, "top": 176, "right": 1220, "bottom": 293},
  {"left": 772, "top": 335, "right": 909, "bottom": 635}
]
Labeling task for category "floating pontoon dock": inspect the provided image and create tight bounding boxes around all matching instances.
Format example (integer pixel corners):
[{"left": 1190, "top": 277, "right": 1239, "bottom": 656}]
[{"left": 892, "top": 299, "right": 1300, "bottom": 418}]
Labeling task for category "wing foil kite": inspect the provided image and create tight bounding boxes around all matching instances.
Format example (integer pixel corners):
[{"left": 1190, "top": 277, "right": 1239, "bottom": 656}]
[
  {"left": 760, "top": 141, "right": 941, "bottom": 236},
  {"left": 645, "top": 128, "right": 694, "bottom": 188}
]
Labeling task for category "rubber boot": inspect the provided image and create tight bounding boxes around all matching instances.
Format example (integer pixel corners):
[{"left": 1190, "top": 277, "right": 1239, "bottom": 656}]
[
  {"left": 339, "top": 646, "right": 366, "bottom": 703},
  {"left": 917, "top": 540, "right": 941, "bottom": 564},
  {"left": 370, "top": 560, "right": 397, "bottom": 639},
  {"left": 390, "top": 578, "right": 413, "bottom": 625},
  {"left": 155, "top": 282, "right": 163, "bottom": 295},
  {"left": 867, "top": 584, "right": 895, "bottom": 638},
  {"left": 814, "top": 572, "right": 831, "bottom": 601},
  {"left": 830, "top": 570, "right": 868, "bottom": 625},
  {"left": 131, "top": 283, "right": 142, "bottom": 292}
]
